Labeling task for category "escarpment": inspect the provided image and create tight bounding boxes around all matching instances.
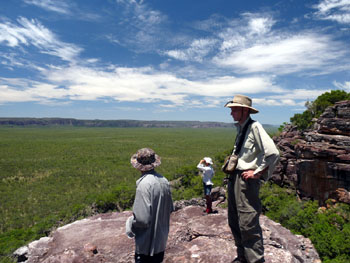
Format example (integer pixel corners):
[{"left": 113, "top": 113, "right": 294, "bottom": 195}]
[{"left": 272, "top": 100, "right": 350, "bottom": 205}]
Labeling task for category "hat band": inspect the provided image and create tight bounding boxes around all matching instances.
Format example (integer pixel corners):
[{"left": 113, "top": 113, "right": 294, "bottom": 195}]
[{"left": 226, "top": 101, "right": 246, "bottom": 106}]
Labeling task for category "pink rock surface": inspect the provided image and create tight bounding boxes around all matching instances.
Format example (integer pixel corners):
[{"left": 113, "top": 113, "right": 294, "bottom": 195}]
[{"left": 17, "top": 205, "right": 320, "bottom": 263}]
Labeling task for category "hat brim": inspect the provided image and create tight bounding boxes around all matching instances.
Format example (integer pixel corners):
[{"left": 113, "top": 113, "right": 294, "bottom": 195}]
[
  {"left": 130, "top": 154, "right": 161, "bottom": 172},
  {"left": 203, "top": 158, "right": 213, "bottom": 165},
  {"left": 224, "top": 102, "right": 259, "bottom": 114}
]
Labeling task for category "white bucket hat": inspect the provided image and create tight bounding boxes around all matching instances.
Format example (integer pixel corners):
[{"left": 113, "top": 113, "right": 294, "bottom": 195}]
[
  {"left": 203, "top": 157, "right": 213, "bottom": 165},
  {"left": 224, "top": 94, "right": 259, "bottom": 114}
]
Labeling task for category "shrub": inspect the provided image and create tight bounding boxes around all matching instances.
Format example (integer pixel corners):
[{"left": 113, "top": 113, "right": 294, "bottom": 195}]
[
  {"left": 277, "top": 122, "right": 288, "bottom": 133},
  {"left": 290, "top": 108, "right": 315, "bottom": 130},
  {"left": 290, "top": 90, "right": 350, "bottom": 130},
  {"left": 171, "top": 165, "right": 203, "bottom": 200},
  {"left": 95, "top": 183, "right": 135, "bottom": 212},
  {"left": 260, "top": 183, "right": 350, "bottom": 263}
]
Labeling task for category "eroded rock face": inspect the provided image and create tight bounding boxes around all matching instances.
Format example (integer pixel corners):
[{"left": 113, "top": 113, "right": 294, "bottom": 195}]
[
  {"left": 14, "top": 205, "right": 320, "bottom": 263},
  {"left": 272, "top": 100, "right": 350, "bottom": 204}
]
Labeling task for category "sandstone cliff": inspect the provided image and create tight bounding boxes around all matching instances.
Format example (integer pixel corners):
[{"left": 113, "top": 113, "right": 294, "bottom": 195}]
[
  {"left": 14, "top": 199, "right": 320, "bottom": 263},
  {"left": 272, "top": 100, "right": 350, "bottom": 205}
]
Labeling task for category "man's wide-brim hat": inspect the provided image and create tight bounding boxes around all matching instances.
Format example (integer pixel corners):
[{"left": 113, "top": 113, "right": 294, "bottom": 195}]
[
  {"left": 130, "top": 148, "right": 161, "bottom": 172},
  {"left": 224, "top": 94, "right": 259, "bottom": 114}
]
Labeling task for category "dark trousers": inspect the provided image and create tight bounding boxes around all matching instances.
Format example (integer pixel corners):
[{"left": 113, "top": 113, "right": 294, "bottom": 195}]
[
  {"left": 135, "top": 252, "right": 164, "bottom": 263},
  {"left": 227, "top": 171, "right": 264, "bottom": 263}
]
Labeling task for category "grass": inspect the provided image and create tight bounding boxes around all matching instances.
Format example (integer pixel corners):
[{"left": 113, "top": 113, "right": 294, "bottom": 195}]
[{"left": 0, "top": 126, "right": 236, "bottom": 261}]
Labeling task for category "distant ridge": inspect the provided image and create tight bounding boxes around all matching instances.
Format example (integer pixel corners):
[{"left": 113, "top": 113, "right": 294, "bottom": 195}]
[
  {"left": 0, "top": 117, "right": 278, "bottom": 129},
  {"left": 0, "top": 117, "right": 234, "bottom": 128}
]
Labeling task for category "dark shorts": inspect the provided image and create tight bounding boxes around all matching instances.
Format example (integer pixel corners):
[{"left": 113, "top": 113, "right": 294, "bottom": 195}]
[
  {"left": 203, "top": 183, "right": 212, "bottom": 196},
  {"left": 135, "top": 252, "right": 164, "bottom": 263}
]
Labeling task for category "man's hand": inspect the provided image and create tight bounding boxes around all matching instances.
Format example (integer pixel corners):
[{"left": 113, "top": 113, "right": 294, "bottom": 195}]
[
  {"left": 241, "top": 170, "right": 261, "bottom": 180},
  {"left": 223, "top": 177, "right": 229, "bottom": 185}
]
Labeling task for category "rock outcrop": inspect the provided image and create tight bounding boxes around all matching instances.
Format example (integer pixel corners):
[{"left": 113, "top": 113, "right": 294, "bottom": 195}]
[
  {"left": 273, "top": 100, "right": 350, "bottom": 204},
  {"left": 14, "top": 203, "right": 320, "bottom": 263}
]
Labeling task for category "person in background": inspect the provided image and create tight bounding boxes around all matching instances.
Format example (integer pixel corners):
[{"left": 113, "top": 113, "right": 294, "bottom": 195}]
[
  {"left": 197, "top": 157, "right": 215, "bottom": 214},
  {"left": 126, "top": 148, "right": 174, "bottom": 263},
  {"left": 224, "top": 94, "right": 280, "bottom": 263}
]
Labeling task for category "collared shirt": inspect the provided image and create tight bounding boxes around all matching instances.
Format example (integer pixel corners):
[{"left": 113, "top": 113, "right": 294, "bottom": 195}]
[
  {"left": 233, "top": 117, "right": 280, "bottom": 181},
  {"left": 126, "top": 171, "right": 174, "bottom": 256},
  {"left": 197, "top": 163, "right": 214, "bottom": 185}
]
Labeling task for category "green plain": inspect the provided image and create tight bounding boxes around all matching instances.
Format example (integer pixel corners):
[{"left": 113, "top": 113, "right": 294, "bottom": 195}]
[
  {"left": 1, "top": 126, "right": 349, "bottom": 263},
  {"left": 0, "top": 127, "right": 235, "bottom": 260}
]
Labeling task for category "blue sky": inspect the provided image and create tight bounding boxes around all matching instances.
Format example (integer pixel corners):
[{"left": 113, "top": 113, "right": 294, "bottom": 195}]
[{"left": 0, "top": 0, "right": 349, "bottom": 125}]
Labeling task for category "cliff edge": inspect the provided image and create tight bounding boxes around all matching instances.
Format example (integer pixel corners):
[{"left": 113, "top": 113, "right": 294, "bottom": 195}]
[{"left": 272, "top": 100, "right": 350, "bottom": 204}]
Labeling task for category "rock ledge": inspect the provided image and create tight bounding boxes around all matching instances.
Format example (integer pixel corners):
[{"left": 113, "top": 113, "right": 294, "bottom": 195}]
[{"left": 15, "top": 205, "right": 320, "bottom": 263}]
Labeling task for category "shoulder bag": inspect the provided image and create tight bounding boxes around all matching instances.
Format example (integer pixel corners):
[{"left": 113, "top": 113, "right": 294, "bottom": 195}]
[{"left": 222, "top": 119, "right": 255, "bottom": 174}]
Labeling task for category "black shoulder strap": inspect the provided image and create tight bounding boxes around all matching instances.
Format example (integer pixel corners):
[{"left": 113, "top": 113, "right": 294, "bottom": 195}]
[{"left": 234, "top": 118, "right": 255, "bottom": 155}]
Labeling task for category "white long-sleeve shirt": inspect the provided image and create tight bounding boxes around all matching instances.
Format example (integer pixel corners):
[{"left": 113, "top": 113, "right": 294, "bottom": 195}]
[
  {"left": 234, "top": 117, "right": 280, "bottom": 181},
  {"left": 197, "top": 163, "right": 214, "bottom": 185}
]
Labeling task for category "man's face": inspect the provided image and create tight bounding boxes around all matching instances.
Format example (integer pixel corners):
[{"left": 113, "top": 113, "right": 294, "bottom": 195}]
[
  {"left": 230, "top": 107, "right": 243, "bottom": 122},
  {"left": 230, "top": 107, "right": 249, "bottom": 123}
]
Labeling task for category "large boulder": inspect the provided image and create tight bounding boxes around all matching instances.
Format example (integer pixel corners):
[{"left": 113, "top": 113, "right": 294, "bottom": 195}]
[{"left": 14, "top": 205, "right": 320, "bottom": 263}]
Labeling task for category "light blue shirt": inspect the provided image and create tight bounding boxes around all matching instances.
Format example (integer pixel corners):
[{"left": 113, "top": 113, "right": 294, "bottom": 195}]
[{"left": 126, "top": 171, "right": 174, "bottom": 256}]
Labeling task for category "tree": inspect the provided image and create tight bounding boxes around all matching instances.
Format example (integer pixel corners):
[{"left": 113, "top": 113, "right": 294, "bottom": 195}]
[{"left": 290, "top": 90, "right": 350, "bottom": 130}]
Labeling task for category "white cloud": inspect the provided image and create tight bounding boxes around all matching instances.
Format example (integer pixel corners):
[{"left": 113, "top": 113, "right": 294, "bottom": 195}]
[
  {"left": 333, "top": 80, "right": 350, "bottom": 91},
  {"left": 1, "top": 53, "right": 25, "bottom": 69},
  {"left": 269, "top": 88, "right": 330, "bottom": 100},
  {"left": 254, "top": 98, "right": 305, "bottom": 107},
  {"left": 254, "top": 98, "right": 287, "bottom": 106},
  {"left": 165, "top": 38, "right": 218, "bottom": 62},
  {"left": 172, "top": 13, "right": 277, "bottom": 60},
  {"left": 0, "top": 85, "right": 34, "bottom": 103},
  {"left": 113, "top": 106, "right": 143, "bottom": 111},
  {"left": 192, "top": 76, "right": 283, "bottom": 96},
  {"left": 0, "top": 17, "right": 82, "bottom": 61},
  {"left": 0, "top": 78, "right": 68, "bottom": 103},
  {"left": 109, "top": 0, "right": 168, "bottom": 52},
  {"left": 163, "top": 12, "right": 348, "bottom": 76},
  {"left": 313, "top": 0, "right": 350, "bottom": 24},
  {"left": 0, "top": 65, "right": 283, "bottom": 107},
  {"left": 246, "top": 15, "right": 275, "bottom": 36},
  {"left": 253, "top": 88, "right": 333, "bottom": 107},
  {"left": 23, "top": 0, "right": 101, "bottom": 21},
  {"left": 23, "top": 0, "right": 71, "bottom": 14},
  {"left": 214, "top": 29, "right": 346, "bottom": 74}
]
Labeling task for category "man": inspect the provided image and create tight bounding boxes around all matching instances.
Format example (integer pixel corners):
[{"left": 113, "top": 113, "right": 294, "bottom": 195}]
[
  {"left": 126, "top": 148, "right": 174, "bottom": 263},
  {"left": 224, "top": 94, "right": 280, "bottom": 263}
]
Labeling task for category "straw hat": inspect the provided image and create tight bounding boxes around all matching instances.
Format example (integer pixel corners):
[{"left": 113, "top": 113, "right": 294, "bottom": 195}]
[
  {"left": 130, "top": 148, "right": 161, "bottom": 172},
  {"left": 224, "top": 94, "right": 259, "bottom": 114}
]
